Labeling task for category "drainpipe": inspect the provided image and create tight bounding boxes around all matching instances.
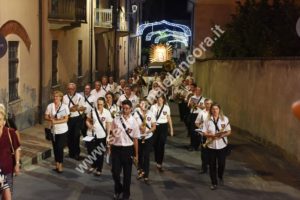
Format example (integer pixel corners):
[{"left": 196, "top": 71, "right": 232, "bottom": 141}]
[
  {"left": 38, "top": 0, "right": 43, "bottom": 124},
  {"left": 90, "top": 0, "right": 94, "bottom": 83}
]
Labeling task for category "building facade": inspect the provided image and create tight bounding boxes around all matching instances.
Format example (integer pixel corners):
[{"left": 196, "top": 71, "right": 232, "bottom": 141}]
[{"left": 0, "top": 0, "right": 142, "bottom": 129}]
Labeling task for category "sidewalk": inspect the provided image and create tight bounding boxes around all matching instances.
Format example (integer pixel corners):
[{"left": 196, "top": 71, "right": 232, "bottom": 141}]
[{"left": 20, "top": 124, "right": 52, "bottom": 169}]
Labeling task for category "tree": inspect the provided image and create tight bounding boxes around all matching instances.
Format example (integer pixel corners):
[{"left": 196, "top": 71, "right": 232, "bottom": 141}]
[{"left": 212, "top": 0, "right": 300, "bottom": 57}]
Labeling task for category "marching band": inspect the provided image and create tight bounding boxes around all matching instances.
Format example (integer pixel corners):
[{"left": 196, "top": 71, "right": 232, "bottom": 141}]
[{"left": 42, "top": 68, "right": 232, "bottom": 199}]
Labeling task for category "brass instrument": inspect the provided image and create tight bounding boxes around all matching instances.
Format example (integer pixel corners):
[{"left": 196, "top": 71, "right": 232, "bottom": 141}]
[
  {"left": 202, "top": 123, "right": 230, "bottom": 148},
  {"left": 141, "top": 115, "right": 147, "bottom": 144}
]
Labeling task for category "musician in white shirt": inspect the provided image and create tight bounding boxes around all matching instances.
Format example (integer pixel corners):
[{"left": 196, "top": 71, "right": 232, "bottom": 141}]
[
  {"left": 101, "top": 76, "right": 112, "bottom": 94},
  {"left": 45, "top": 90, "right": 70, "bottom": 173},
  {"left": 187, "top": 87, "right": 206, "bottom": 151},
  {"left": 63, "top": 83, "right": 86, "bottom": 160},
  {"left": 105, "top": 92, "right": 120, "bottom": 119},
  {"left": 81, "top": 84, "right": 97, "bottom": 137},
  {"left": 86, "top": 97, "right": 112, "bottom": 176},
  {"left": 117, "top": 85, "right": 139, "bottom": 110},
  {"left": 109, "top": 100, "right": 140, "bottom": 200},
  {"left": 133, "top": 99, "right": 156, "bottom": 184},
  {"left": 150, "top": 95, "right": 174, "bottom": 172},
  {"left": 91, "top": 81, "right": 105, "bottom": 100},
  {"left": 202, "top": 103, "right": 231, "bottom": 190},
  {"left": 115, "top": 79, "right": 126, "bottom": 102},
  {"left": 109, "top": 76, "right": 118, "bottom": 94},
  {"left": 195, "top": 99, "right": 212, "bottom": 174}
]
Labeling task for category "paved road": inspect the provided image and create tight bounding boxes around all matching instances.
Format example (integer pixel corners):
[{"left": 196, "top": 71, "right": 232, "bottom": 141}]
[{"left": 13, "top": 105, "right": 300, "bottom": 200}]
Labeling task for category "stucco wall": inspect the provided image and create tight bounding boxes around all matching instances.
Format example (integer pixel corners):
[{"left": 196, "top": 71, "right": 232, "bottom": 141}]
[
  {"left": 0, "top": 0, "right": 39, "bottom": 129},
  {"left": 193, "top": 59, "right": 300, "bottom": 161}
]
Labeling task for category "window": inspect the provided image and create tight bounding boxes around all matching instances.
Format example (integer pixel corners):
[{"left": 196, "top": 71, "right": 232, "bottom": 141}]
[
  {"left": 52, "top": 40, "right": 58, "bottom": 86},
  {"left": 78, "top": 40, "right": 82, "bottom": 77},
  {"left": 8, "top": 41, "right": 19, "bottom": 102}
]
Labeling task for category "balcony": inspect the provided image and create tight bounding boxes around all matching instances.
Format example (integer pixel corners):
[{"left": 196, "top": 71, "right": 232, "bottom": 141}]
[
  {"left": 48, "top": 0, "right": 87, "bottom": 29},
  {"left": 94, "top": 7, "right": 128, "bottom": 35}
]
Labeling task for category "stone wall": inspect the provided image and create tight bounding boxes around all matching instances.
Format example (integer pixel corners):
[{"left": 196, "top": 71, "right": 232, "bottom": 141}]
[{"left": 193, "top": 59, "right": 300, "bottom": 161}]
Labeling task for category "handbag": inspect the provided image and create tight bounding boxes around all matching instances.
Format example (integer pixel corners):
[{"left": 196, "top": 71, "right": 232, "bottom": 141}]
[
  {"left": 7, "top": 128, "right": 16, "bottom": 167},
  {"left": 45, "top": 128, "right": 53, "bottom": 141}
]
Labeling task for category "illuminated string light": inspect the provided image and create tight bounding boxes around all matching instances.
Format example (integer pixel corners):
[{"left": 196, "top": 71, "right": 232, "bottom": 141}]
[
  {"left": 137, "top": 20, "right": 192, "bottom": 36},
  {"left": 146, "top": 29, "right": 187, "bottom": 41},
  {"left": 154, "top": 34, "right": 189, "bottom": 44},
  {"left": 167, "top": 40, "right": 189, "bottom": 47}
]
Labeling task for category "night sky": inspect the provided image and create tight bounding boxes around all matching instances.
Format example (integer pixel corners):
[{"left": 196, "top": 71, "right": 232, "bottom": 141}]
[{"left": 142, "top": 0, "right": 191, "bottom": 22}]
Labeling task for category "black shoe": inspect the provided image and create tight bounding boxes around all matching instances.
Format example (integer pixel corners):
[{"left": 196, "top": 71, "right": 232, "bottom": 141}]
[
  {"left": 144, "top": 178, "right": 150, "bottom": 185},
  {"left": 113, "top": 193, "right": 121, "bottom": 200},
  {"left": 156, "top": 165, "right": 164, "bottom": 172},
  {"left": 210, "top": 185, "right": 217, "bottom": 190},
  {"left": 219, "top": 178, "right": 224, "bottom": 186}
]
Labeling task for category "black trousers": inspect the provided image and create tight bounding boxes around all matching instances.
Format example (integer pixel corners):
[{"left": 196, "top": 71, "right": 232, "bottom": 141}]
[
  {"left": 93, "top": 138, "right": 106, "bottom": 172},
  {"left": 52, "top": 132, "right": 67, "bottom": 163},
  {"left": 153, "top": 123, "right": 168, "bottom": 165},
  {"left": 208, "top": 147, "right": 227, "bottom": 185},
  {"left": 67, "top": 116, "right": 82, "bottom": 157},
  {"left": 200, "top": 136, "right": 209, "bottom": 171},
  {"left": 178, "top": 102, "right": 186, "bottom": 121},
  {"left": 111, "top": 145, "right": 134, "bottom": 199},
  {"left": 189, "top": 113, "right": 200, "bottom": 149},
  {"left": 138, "top": 137, "right": 153, "bottom": 178},
  {"left": 81, "top": 116, "right": 88, "bottom": 137}
]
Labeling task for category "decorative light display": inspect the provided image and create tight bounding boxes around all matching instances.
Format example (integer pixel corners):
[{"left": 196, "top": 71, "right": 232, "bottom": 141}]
[
  {"left": 137, "top": 20, "right": 192, "bottom": 36},
  {"left": 149, "top": 44, "right": 173, "bottom": 63},
  {"left": 167, "top": 40, "right": 188, "bottom": 47},
  {"left": 145, "top": 29, "right": 187, "bottom": 41},
  {"left": 154, "top": 34, "right": 188, "bottom": 44}
]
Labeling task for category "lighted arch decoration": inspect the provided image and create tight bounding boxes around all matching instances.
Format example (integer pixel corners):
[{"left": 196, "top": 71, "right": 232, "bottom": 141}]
[
  {"left": 0, "top": 20, "right": 31, "bottom": 51},
  {"left": 154, "top": 34, "right": 188, "bottom": 44},
  {"left": 146, "top": 29, "right": 187, "bottom": 41},
  {"left": 137, "top": 20, "right": 192, "bottom": 37},
  {"left": 167, "top": 40, "right": 188, "bottom": 47}
]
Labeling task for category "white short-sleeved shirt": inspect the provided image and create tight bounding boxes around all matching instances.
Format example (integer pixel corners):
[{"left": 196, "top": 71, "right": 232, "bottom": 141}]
[
  {"left": 188, "top": 95, "right": 205, "bottom": 114},
  {"left": 82, "top": 94, "right": 97, "bottom": 115},
  {"left": 133, "top": 108, "right": 156, "bottom": 140},
  {"left": 91, "top": 89, "right": 106, "bottom": 100},
  {"left": 90, "top": 108, "right": 113, "bottom": 139},
  {"left": 109, "top": 82, "right": 118, "bottom": 94},
  {"left": 117, "top": 94, "right": 139, "bottom": 109},
  {"left": 107, "top": 103, "right": 120, "bottom": 118},
  {"left": 111, "top": 115, "right": 140, "bottom": 146},
  {"left": 202, "top": 116, "right": 231, "bottom": 150},
  {"left": 63, "top": 93, "right": 85, "bottom": 118},
  {"left": 195, "top": 110, "right": 209, "bottom": 132},
  {"left": 116, "top": 86, "right": 125, "bottom": 95},
  {"left": 150, "top": 104, "right": 170, "bottom": 124},
  {"left": 101, "top": 84, "right": 112, "bottom": 93},
  {"left": 45, "top": 103, "right": 70, "bottom": 134}
]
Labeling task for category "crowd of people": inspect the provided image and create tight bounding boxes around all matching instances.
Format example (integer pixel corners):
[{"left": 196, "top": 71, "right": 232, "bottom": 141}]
[{"left": 0, "top": 69, "right": 232, "bottom": 199}]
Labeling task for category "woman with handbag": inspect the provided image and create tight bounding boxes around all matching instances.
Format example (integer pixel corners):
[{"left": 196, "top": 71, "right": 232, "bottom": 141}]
[
  {"left": 202, "top": 103, "right": 231, "bottom": 190},
  {"left": 86, "top": 97, "right": 112, "bottom": 176},
  {"left": 45, "top": 90, "right": 70, "bottom": 173},
  {"left": 0, "top": 106, "right": 20, "bottom": 197}
]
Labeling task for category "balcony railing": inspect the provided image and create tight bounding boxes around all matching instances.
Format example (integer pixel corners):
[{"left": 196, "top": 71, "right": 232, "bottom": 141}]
[
  {"left": 48, "top": 0, "right": 87, "bottom": 23},
  {"left": 94, "top": 7, "right": 128, "bottom": 31},
  {"left": 94, "top": 7, "right": 113, "bottom": 28}
]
